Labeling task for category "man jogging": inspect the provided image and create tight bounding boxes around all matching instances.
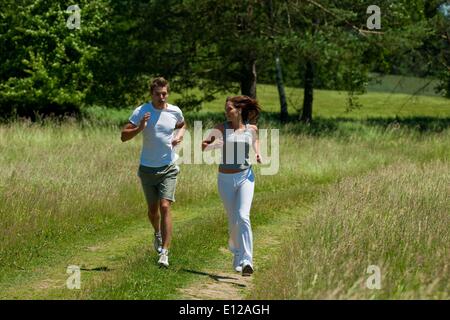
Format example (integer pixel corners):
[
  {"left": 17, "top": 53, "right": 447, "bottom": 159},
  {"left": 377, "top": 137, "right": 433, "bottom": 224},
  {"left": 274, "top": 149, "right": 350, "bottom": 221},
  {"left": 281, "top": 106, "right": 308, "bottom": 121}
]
[{"left": 121, "top": 77, "right": 186, "bottom": 268}]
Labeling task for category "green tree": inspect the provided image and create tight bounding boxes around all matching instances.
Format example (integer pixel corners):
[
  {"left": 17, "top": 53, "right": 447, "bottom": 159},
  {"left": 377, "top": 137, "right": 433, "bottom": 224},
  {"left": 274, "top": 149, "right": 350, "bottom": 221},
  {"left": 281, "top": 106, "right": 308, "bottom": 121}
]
[
  {"left": 0, "top": 0, "right": 111, "bottom": 118},
  {"left": 93, "top": 0, "right": 276, "bottom": 110},
  {"left": 430, "top": 1, "right": 450, "bottom": 97},
  {"left": 273, "top": 0, "right": 435, "bottom": 122}
]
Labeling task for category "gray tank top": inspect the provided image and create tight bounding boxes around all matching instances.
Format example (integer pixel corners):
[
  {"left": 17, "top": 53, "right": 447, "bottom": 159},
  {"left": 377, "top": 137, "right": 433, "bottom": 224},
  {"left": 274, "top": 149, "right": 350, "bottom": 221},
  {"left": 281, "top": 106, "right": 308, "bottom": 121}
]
[{"left": 219, "top": 122, "right": 252, "bottom": 171}]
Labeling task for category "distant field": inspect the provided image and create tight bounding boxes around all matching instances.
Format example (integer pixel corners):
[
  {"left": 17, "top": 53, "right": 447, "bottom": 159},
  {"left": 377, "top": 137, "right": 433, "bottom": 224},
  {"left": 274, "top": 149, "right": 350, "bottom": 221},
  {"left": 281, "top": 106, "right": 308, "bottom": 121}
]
[
  {"left": 366, "top": 74, "right": 442, "bottom": 97},
  {"left": 84, "top": 79, "right": 449, "bottom": 125},
  {"left": 255, "top": 85, "right": 449, "bottom": 119}
]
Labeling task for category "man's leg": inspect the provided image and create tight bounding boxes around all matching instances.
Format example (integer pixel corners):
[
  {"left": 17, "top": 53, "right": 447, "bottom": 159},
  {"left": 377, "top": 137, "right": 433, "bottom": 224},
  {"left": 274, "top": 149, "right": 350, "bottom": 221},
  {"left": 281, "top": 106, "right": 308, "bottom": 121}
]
[
  {"left": 138, "top": 167, "right": 161, "bottom": 235},
  {"left": 147, "top": 201, "right": 160, "bottom": 233},
  {"left": 139, "top": 172, "right": 162, "bottom": 253},
  {"left": 148, "top": 200, "right": 163, "bottom": 253},
  {"left": 159, "top": 199, "right": 173, "bottom": 250},
  {"left": 157, "top": 165, "right": 178, "bottom": 267}
]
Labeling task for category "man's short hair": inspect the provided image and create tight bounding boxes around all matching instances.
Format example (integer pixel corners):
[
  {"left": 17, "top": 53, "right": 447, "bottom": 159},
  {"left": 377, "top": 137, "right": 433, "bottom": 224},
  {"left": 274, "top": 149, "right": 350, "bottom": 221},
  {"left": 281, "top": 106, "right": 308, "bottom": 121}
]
[{"left": 149, "top": 77, "right": 170, "bottom": 94}]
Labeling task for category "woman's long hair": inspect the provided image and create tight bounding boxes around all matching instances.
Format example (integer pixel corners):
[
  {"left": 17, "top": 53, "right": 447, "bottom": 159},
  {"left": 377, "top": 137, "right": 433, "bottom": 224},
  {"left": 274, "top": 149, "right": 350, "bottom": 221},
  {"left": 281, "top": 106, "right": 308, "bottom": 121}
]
[{"left": 226, "top": 95, "right": 262, "bottom": 124}]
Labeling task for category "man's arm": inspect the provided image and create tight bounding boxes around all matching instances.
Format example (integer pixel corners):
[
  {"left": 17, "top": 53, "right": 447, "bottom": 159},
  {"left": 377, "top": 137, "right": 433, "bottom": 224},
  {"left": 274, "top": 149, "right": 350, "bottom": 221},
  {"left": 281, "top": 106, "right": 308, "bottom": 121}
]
[
  {"left": 172, "top": 121, "right": 187, "bottom": 147},
  {"left": 121, "top": 112, "right": 150, "bottom": 142}
]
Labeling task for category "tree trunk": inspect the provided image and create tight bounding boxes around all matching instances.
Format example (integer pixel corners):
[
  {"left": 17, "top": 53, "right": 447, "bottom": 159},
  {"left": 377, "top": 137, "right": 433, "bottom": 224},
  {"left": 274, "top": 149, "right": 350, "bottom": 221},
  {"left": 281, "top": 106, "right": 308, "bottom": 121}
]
[
  {"left": 276, "top": 56, "right": 288, "bottom": 122},
  {"left": 301, "top": 60, "right": 314, "bottom": 123},
  {"left": 240, "top": 59, "right": 257, "bottom": 99},
  {"left": 267, "top": 0, "right": 288, "bottom": 121}
]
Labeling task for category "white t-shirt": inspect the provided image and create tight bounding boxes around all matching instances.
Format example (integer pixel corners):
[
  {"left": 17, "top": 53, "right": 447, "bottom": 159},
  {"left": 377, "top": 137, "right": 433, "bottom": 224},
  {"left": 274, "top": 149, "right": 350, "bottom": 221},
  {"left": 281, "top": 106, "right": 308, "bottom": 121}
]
[{"left": 129, "top": 102, "right": 184, "bottom": 167}]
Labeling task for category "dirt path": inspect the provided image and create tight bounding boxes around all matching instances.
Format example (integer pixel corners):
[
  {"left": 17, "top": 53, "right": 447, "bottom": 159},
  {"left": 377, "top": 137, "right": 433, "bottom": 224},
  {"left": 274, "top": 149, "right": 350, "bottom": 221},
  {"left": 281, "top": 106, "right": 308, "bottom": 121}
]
[
  {"left": 178, "top": 212, "right": 302, "bottom": 300},
  {"left": 178, "top": 245, "right": 254, "bottom": 300}
]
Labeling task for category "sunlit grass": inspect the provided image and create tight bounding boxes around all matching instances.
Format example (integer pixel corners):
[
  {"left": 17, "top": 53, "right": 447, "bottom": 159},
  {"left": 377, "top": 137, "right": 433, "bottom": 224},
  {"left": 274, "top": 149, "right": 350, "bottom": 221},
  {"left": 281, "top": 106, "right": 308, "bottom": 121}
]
[
  {"left": 0, "top": 85, "right": 448, "bottom": 298},
  {"left": 250, "top": 161, "right": 449, "bottom": 299},
  {"left": 82, "top": 83, "right": 450, "bottom": 126}
]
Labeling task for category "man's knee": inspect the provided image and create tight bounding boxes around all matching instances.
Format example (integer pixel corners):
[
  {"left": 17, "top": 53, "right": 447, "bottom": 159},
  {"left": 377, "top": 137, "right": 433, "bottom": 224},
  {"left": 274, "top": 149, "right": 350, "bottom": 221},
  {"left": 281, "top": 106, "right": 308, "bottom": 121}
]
[{"left": 159, "top": 199, "right": 172, "bottom": 213}]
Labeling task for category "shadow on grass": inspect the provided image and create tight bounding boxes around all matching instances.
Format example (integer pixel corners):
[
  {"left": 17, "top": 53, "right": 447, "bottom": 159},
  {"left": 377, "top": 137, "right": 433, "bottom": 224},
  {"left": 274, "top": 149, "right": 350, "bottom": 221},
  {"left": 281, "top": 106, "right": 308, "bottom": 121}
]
[
  {"left": 181, "top": 268, "right": 246, "bottom": 288},
  {"left": 80, "top": 266, "right": 112, "bottom": 272},
  {"left": 3, "top": 110, "right": 449, "bottom": 136}
]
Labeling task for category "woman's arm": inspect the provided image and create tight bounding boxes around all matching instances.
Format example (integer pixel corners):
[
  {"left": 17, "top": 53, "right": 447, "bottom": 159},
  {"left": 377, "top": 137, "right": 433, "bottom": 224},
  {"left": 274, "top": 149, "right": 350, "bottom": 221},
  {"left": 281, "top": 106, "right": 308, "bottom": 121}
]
[
  {"left": 250, "top": 125, "right": 262, "bottom": 164},
  {"left": 202, "top": 124, "right": 224, "bottom": 151}
]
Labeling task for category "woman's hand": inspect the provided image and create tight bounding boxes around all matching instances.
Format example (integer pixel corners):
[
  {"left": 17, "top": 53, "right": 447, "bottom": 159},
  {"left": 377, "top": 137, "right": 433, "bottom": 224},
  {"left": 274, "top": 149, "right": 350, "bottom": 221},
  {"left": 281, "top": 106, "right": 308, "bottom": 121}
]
[{"left": 202, "top": 136, "right": 224, "bottom": 151}]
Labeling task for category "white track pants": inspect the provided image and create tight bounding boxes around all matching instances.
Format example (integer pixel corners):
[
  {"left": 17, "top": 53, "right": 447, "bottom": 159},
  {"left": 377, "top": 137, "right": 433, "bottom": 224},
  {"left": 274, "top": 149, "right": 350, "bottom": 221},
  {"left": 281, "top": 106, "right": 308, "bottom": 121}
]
[{"left": 218, "top": 168, "right": 255, "bottom": 267}]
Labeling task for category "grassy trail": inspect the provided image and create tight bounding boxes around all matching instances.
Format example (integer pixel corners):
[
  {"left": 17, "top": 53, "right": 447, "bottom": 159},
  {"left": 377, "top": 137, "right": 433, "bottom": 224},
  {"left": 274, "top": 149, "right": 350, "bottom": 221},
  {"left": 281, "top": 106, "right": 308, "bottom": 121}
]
[
  {"left": 0, "top": 178, "right": 318, "bottom": 300},
  {"left": 0, "top": 198, "right": 224, "bottom": 299},
  {"left": 178, "top": 205, "right": 307, "bottom": 300},
  {"left": 1, "top": 93, "right": 449, "bottom": 299},
  {"left": 0, "top": 154, "right": 437, "bottom": 300},
  {"left": 3, "top": 152, "right": 444, "bottom": 300},
  {"left": 0, "top": 221, "right": 150, "bottom": 299}
]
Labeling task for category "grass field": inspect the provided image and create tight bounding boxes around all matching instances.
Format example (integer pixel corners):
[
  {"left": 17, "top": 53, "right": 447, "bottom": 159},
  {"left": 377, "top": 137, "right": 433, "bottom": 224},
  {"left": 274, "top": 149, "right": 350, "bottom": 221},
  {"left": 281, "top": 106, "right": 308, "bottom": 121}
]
[
  {"left": 81, "top": 76, "right": 449, "bottom": 126},
  {"left": 0, "top": 83, "right": 449, "bottom": 299}
]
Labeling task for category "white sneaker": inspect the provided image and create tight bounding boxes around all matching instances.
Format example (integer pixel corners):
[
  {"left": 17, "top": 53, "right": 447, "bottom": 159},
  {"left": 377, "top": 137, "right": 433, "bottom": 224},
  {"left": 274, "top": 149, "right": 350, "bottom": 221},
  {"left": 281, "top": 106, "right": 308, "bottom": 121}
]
[
  {"left": 154, "top": 232, "right": 162, "bottom": 254},
  {"left": 158, "top": 249, "right": 169, "bottom": 268},
  {"left": 233, "top": 253, "right": 241, "bottom": 271},
  {"left": 242, "top": 263, "right": 253, "bottom": 276}
]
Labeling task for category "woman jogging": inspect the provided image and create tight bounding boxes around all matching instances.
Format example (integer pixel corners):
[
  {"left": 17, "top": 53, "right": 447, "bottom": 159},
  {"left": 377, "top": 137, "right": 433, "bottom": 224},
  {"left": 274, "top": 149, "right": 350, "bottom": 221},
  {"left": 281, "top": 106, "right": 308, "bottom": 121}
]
[{"left": 202, "top": 96, "right": 262, "bottom": 276}]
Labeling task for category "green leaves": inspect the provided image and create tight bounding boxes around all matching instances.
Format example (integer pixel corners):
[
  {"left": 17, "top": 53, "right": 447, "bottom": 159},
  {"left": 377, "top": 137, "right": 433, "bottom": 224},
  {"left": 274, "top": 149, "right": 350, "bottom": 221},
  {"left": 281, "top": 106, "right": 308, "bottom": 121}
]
[
  {"left": 1, "top": 0, "right": 447, "bottom": 119},
  {"left": 0, "top": 0, "right": 111, "bottom": 118}
]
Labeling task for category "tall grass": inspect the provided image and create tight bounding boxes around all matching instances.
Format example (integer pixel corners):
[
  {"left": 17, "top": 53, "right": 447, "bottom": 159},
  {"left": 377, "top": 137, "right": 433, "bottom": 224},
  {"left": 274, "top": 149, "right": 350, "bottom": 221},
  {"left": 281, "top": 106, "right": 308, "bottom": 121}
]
[
  {"left": 0, "top": 120, "right": 222, "bottom": 273},
  {"left": 79, "top": 125, "right": 449, "bottom": 299},
  {"left": 250, "top": 161, "right": 449, "bottom": 299},
  {"left": 0, "top": 121, "right": 139, "bottom": 271},
  {"left": 0, "top": 86, "right": 448, "bottom": 298},
  {"left": 1, "top": 119, "right": 448, "bottom": 263}
]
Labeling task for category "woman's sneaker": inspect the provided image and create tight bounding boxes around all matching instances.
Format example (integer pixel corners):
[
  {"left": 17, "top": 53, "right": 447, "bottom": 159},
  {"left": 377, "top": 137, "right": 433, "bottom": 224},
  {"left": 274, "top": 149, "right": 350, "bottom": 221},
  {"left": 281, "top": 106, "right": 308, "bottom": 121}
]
[
  {"left": 242, "top": 263, "right": 253, "bottom": 276},
  {"left": 154, "top": 232, "right": 162, "bottom": 254},
  {"left": 158, "top": 249, "right": 169, "bottom": 268},
  {"left": 233, "top": 253, "right": 241, "bottom": 272}
]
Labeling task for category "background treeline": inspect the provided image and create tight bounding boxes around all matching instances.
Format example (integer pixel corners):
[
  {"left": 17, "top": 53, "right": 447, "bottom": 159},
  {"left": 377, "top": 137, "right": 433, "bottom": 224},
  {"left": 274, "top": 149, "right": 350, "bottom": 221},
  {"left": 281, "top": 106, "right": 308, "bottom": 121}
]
[{"left": 0, "top": 0, "right": 448, "bottom": 120}]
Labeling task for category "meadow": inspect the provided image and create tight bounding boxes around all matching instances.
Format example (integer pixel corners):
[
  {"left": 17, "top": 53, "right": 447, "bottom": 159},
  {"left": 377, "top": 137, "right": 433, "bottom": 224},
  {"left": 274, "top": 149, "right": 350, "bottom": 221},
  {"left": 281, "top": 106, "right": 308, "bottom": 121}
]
[{"left": 0, "top": 82, "right": 448, "bottom": 299}]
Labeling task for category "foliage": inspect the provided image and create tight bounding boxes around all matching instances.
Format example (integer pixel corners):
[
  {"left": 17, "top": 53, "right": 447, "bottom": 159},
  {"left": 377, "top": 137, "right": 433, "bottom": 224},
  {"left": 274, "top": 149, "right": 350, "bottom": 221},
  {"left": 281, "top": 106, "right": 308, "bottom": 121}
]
[
  {"left": 0, "top": 0, "right": 112, "bottom": 118},
  {"left": 0, "top": 0, "right": 447, "bottom": 118}
]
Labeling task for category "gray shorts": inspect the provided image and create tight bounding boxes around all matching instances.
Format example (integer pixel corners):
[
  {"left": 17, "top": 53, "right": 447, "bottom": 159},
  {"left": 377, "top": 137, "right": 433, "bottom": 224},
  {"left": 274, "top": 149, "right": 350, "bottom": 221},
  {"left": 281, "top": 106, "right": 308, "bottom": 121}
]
[{"left": 138, "top": 163, "right": 180, "bottom": 204}]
